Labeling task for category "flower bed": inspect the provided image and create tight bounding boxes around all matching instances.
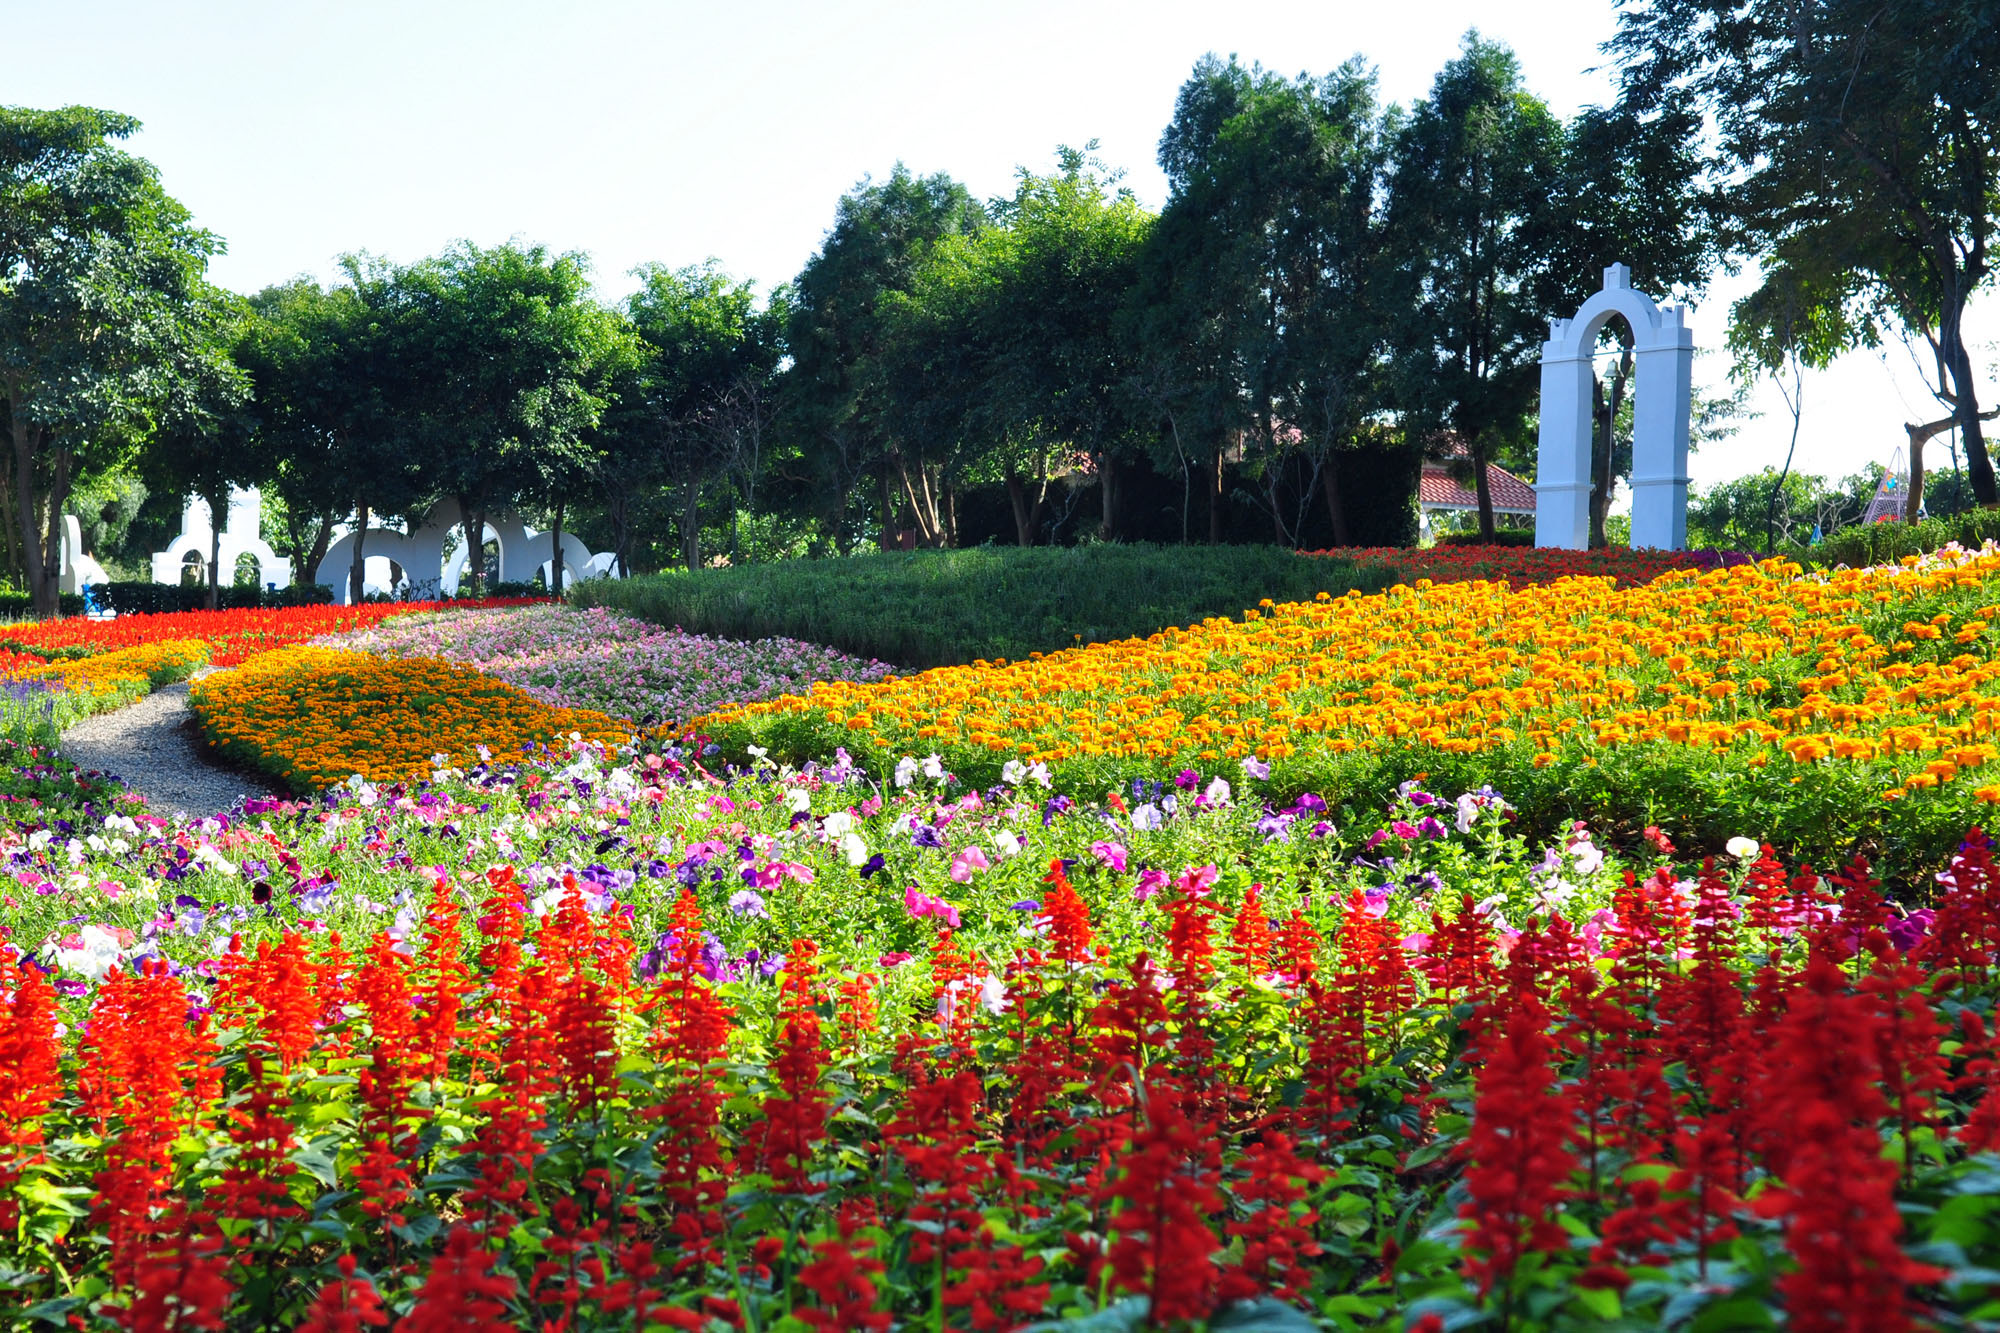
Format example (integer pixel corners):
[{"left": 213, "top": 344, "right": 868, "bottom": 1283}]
[
  {"left": 0, "top": 640, "right": 213, "bottom": 742},
  {"left": 0, "top": 598, "right": 541, "bottom": 666},
  {"left": 321, "top": 603, "right": 895, "bottom": 725},
  {"left": 0, "top": 741, "right": 1993, "bottom": 1329},
  {"left": 697, "top": 549, "right": 2000, "bottom": 870},
  {"left": 188, "top": 646, "right": 631, "bottom": 789},
  {"left": 1316, "top": 543, "right": 1736, "bottom": 589}
]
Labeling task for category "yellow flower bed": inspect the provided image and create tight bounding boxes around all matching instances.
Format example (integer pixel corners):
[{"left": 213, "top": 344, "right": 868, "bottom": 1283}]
[
  {"left": 697, "top": 552, "right": 2000, "bottom": 805},
  {"left": 190, "top": 646, "right": 632, "bottom": 791},
  {"left": 21, "top": 639, "right": 212, "bottom": 715}
]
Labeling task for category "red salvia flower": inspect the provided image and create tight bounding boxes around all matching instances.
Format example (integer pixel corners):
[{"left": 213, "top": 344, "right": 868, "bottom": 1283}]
[
  {"left": 295, "top": 1255, "right": 389, "bottom": 1333},
  {"left": 793, "top": 1204, "right": 892, "bottom": 1331},
  {"left": 402, "top": 1226, "right": 520, "bottom": 1333},
  {"left": 0, "top": 954, "right": 61, "bottom": 1235},
  {"left": 1042, "top": 859, "right": 1096, "bottom": 964},
  {"left": 1229, "top": 883, "right": 1273, "bottom": 975},
  {"left": 1096, "top": 1079, "right": 1226, "bottom": 1324},
  {"left": 745, "top": 938, "right": 829, "bottom": 1194},
  {"left": 1458, "top": 997, "right": 1577, "bottom": 1298}
]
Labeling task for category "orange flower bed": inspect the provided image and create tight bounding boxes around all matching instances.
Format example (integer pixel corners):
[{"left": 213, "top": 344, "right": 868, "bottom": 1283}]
[
  {"left": 1315, "top": 544, "right": 1728, "bottom": 590},
  {"left": 0, "top": 599, "right": 541, "bottom": 666},
  {"left": 189, "top": 646, "right": 631, "bottom": 790}
]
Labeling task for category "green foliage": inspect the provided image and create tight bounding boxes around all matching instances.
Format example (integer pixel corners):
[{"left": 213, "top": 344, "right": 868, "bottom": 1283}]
[
  {"left": 1615, "top": 0, "right": 2000, "bottom": 504},
  {"left": 571, "top": 544, "right": 1402, "bottom": 668},
  {"left": 0, "top": 104, "right": 230, "bottom": 615},
  {"left": 1812, "top": 510, "right": 2000, "bottom": 570}
]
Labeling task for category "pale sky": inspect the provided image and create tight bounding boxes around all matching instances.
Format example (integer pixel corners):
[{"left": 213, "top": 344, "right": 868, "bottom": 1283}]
[{"left": 8, "top": 0, "right": 1993, "bottom": 495}]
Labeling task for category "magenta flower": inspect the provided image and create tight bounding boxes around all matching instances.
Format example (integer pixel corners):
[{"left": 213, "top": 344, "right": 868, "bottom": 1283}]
[
  {"left": 903, "top": 884, "right": 961, "bottom": 929},
  {"left": 1091, "top": 840, "right": 1129, "bottom": 873},
  {"left": 949, "top": 846, "right": 991, "bottom": 883},
  {"left": 1175, "top": 864, "right": 1219, "bottom": 898}
]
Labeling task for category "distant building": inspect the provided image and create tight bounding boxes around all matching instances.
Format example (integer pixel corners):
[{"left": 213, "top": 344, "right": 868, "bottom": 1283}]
[{"left": 1417, "top": 444, "right": 1537, "bottom": 537}]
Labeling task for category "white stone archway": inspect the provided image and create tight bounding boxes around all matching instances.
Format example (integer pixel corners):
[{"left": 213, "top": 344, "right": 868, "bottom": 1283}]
[
  {"left": 316, "top": 528, "right": 413, "bottom": 603},
  {"left": 1534, "top": 264, "right": 1696, "bottom": 550},
  {"left": 149, "top": 488, "right": 291, "bottom": 589},
  {"left": 312, "top": 497, "right": 621, "bottom": 603}
]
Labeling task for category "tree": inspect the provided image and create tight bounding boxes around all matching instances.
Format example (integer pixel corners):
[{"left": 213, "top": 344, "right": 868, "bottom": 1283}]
[
  {"left": 1386, "top": 35, "right": 1566, "bottom": 540},
  {"left": 1613, "top": 0, "right": 2000, "bottom": 507},
  {"left": 1141, "top": 58, "right": 1395, "bottom": 547},
  {"left": 387, "top": 242, "right": 616, "bottom": 595},
  {"left": 240, "top": 274, "right": 421, "bottom": 599},
  {"left": 881, "top": 147, "right": 1152, "bottom": 547},
  {"left": 137, "top": 283, "right": 258, "bottom": 609},
  {"left": 1545, "top": 102, "right": 1719, "bottom": 545},
  {"left": 783, "top": 166, "right": 985, "bottom": 552},
  {"left": 618, "top": 262, "right": 780, "bottom": 571},
  {"left": 0, "top": 105, "right": 227, "bottom": 616}
]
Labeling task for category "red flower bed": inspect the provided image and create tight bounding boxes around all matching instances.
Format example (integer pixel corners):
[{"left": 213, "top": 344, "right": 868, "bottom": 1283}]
[
  {"left": 1311, "top": 544, "right": 1740, "bottom": 589},
  {"left": 0, "top": 599, "right": 542, "bottom": 666},
  {"left": 9, "top": 835, "right": 2000, "bottom": 1327}
]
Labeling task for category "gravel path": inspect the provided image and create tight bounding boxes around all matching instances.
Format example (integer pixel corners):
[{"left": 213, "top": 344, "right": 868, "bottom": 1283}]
[{"left": 61, "top": 669, "right": 283, "bottom": 819}]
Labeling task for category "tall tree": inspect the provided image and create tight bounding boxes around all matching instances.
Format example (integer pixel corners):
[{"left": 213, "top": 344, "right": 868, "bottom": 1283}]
[
  {"left": 884, "top": 147, "right": 1151, "bottom": 546},
  {"left": 1613, "top": 0, "right": 2000, "bottom": 507},
  {"left": 1148, "top": 57, "right": 1396, "bottom": 546},
  {"left": 619, "top": 262, "right": 780, "bottom": 571},
  {"left": 1546, "top": 102, "right": 1719, "bottom": 545},
  {"left": 1386, "top": 35, "right": 1566, "bottom": 540},
  {"left": 783, "top": 166, "right": 985, "bottom": 552},
  {"left": 388, "top": 242, "right": 615, "bottom": 595},
  {"left": 138, "top": 284, "right": 258, "bottom": 609},
  {"left": 0, "top": 105, "right": 227, "bottom": 615},
  {"left": 241, "top": 274, "right": 421, "bottom": 599}
]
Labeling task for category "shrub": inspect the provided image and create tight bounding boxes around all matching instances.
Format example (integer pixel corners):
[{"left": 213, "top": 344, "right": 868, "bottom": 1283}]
[
  {"left": 572, "top": 544, "right": 1404, "bottom": 668},
  {"left": 92, "top": 582, "right": 336, "bottom": 615},
  {"left": 1434, "top": 529, "right": 1535, "bottom": 547},
  {"left": 1812, "top": 509, "right": 2000, "bottom": 570}
]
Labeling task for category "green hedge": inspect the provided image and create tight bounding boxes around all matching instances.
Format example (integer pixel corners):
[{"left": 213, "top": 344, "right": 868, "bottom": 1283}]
[
  {"left": 572, "top": 544, "right": 1406, "bottom": 669},
  {"left": 1435, "top": 529, "right": 1536, "bottom": 548},
  {"left": 93, "top": 582, "right": 336, "bottom": 615},
  {"left": 1812, "top": 509, "right": 2000, "bottom": 569}
]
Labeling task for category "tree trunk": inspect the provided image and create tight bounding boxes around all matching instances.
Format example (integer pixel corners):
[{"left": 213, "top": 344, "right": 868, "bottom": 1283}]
[
  {"left": 9, "top": 403, "right": 57, "bottom": 617},
  {"left": 1098, "top": 452, "right": 1118, "bottom": 541},
  {"left": 307, "top": 511, "right": 334, "bottom": 589},
  {"left": 682, "top": 478, "right": 702, "bottom": 570},
  {"left": 1941, "top": 284, "right": 1998, "bottom": 507},
  {"left": 550, "top": 497, "right": 566, "bottom": 596},
  {"left": 1005, "top": 461, "right": 1050, "bottom": 547},
  {"left": 1320, "top": 457, "right": 1351, "bottom": 547},
  {"left": 1472, "top": 440, "right": 1496, "bottom": 541},
  {"left": 206, "top": 489, "right": 225, "bottom": 611},
  {"left": 1209, "top": 448, "right": 1225, "bottom": 545},
  {"left": 349, "top": 499, "right": 369, "bottom": 605},
  {"left": 1908, "top": 410, "right": 2000, "bottom": 522},
  {"left": 37, "top": 448, "right": 72, "bottom": 620},
  {"left": 457, "top": 493, "right": 489, "bottom": 597}
]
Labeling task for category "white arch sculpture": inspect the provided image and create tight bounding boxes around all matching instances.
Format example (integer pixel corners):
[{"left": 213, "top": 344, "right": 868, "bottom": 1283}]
[
  {"left": 1534, "top": 263, "right": 1696, "bottom": 551},
  {"left": 313, "top": 498, "right": 620, "bottom": 603},
  {"left": 149, "top": 488, "right": 291, "bottom": 589}
]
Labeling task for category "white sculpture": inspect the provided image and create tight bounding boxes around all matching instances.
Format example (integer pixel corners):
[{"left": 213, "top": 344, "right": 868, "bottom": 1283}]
[
  {"left": 58, "top": 514, "right": 109, "bottom": 594},
  {"left": 150, "top": 487, "right": 291, "bottom": 589},
  {"left": 313, "top": 497, "right": 618, "bottom": 604},
  {"left": 1534, "top": 264, "right": 1696, "bottom": 550}
]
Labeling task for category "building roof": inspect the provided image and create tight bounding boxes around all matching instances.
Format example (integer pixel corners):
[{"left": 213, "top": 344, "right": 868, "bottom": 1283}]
[{"left": 1418, "top": 459, "right": 1538, "bottom": 513}]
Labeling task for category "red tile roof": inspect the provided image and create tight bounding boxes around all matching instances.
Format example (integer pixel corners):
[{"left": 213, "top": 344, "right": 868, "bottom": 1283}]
[{"left": 1418, "top": 461, "right": 1538, "bottom": 512}]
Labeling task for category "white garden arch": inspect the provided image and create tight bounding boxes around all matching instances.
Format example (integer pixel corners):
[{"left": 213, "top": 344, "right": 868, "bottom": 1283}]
[{"left": 1534, "top": 263, "right": 1696, "bottom": 550}]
